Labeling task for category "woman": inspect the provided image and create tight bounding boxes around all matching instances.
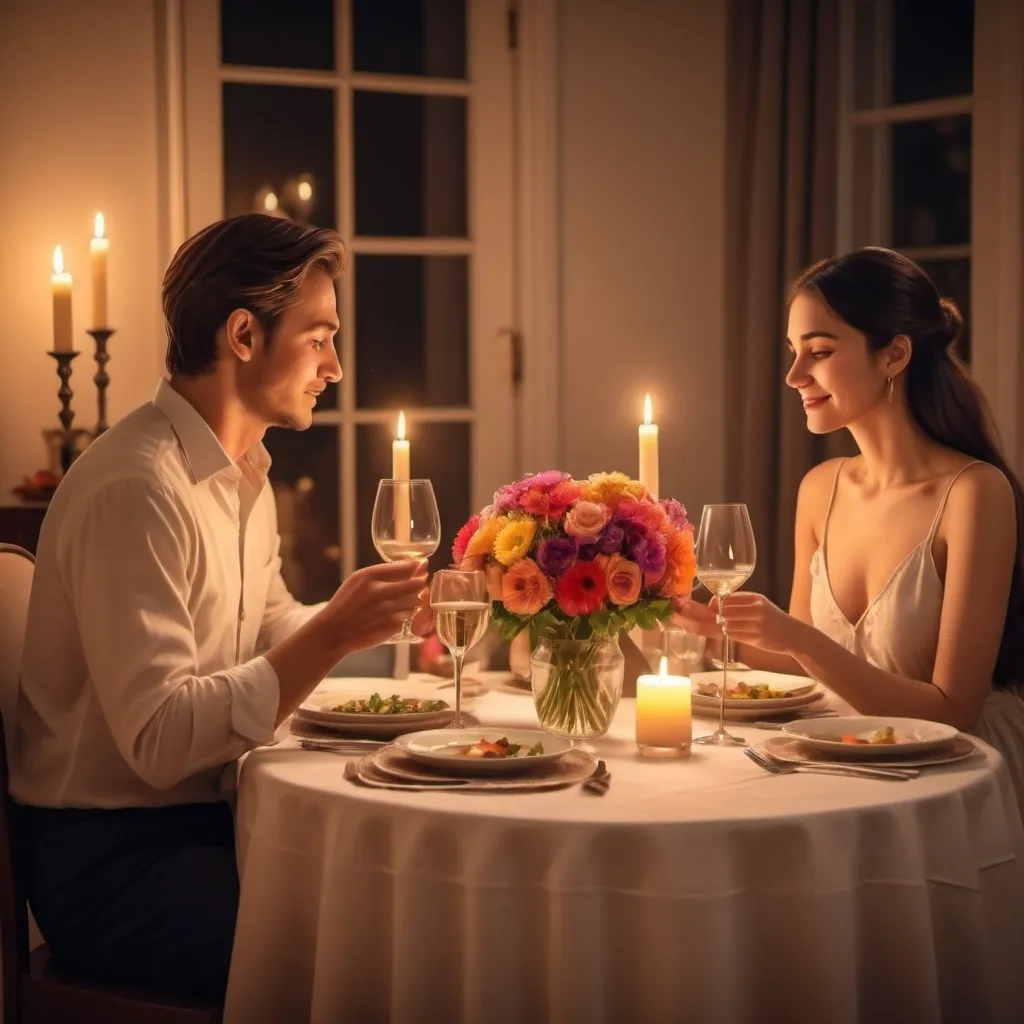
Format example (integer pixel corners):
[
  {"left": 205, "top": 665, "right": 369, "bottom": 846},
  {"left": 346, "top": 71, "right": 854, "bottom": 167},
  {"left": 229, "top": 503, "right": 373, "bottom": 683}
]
[{"left": 676, "top": 247, "right": 1024, "bottom": 808}]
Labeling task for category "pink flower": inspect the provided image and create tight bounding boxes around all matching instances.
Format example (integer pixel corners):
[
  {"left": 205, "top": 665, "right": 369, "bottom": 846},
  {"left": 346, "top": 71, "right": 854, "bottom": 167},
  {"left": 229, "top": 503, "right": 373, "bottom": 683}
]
[
  {"left": 486, "top": 562, "right": 505, "bottom": 601},
  {"left": 452, "top": 514, "right": 480, "bottom": 564},
  {"left": 603, "top": 553, "right": 642, "bottom": 606},
  {"left": 554, "top": 561, "right": 608, "bottom": 617},
  {"left": 563, "top": 500, "right": 611, "bottom": 543},
  {"left": 501, "top": 558, "right": 552, "bottom": 616},
  {"left": 519, "top": 477, "right": 581, "bottom": 522}
]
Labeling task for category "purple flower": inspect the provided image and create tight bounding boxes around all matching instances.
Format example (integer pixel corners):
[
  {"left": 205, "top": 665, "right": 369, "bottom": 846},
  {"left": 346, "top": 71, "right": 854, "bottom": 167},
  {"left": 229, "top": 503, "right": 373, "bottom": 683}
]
[
  {"left": 536, "top": 535, "right": 579, "bottom": 577},
  {"left": 660, "top": 498, "right": 691, "bottom": 532},
  {"left": 621, "top": 522, "right": 667, "bottom": 578},
  {"left": 578, "top": 543, "right": 599, "bottom": 561},
  {"left": 595, "top": 524, "right": 625, "bottom": 555},
  {"left": 528, "top": 470, "right": 570, "bottom": 489}
]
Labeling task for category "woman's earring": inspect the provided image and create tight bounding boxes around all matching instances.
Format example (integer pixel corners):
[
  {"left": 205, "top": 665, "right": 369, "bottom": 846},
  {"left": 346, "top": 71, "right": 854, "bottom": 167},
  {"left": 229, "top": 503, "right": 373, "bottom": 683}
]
[{"left": 887, "top": 376, "right": 895, "bottom": 405}]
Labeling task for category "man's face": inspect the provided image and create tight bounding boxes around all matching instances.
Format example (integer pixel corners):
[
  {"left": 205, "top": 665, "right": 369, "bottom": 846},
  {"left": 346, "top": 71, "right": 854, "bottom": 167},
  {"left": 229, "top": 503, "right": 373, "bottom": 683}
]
[{"left": 241, "top": 268, "right": 342, "bottom": 430}]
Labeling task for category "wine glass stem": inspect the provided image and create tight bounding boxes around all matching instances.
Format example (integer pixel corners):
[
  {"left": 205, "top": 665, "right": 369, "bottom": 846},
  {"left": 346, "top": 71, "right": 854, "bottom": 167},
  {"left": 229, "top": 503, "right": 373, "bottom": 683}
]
[
  {"left": 452, "top": 650, "right": 465, "bottom": 728},
  {"left": 718, "top": 591, "right": 729, "bottom": 736}
]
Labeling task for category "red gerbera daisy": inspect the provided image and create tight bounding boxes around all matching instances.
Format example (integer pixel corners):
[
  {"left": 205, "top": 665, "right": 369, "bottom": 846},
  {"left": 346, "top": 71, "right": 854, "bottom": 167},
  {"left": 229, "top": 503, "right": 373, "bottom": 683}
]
[{"left": 554, "top": 560, "right": 608, "bottom": 617}]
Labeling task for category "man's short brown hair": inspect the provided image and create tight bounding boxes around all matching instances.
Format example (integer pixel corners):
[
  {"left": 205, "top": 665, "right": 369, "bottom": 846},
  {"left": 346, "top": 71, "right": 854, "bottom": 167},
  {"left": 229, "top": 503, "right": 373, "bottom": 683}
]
[{"left": 162, "top": 214, "right": 346, "bottom": 376}]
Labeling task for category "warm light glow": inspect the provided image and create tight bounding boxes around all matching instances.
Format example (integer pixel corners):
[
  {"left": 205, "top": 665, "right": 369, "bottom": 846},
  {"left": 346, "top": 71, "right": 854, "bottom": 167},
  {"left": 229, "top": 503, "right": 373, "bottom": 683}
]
[
  {"left": 264, "top": 191, "right": 279, "bottom": 212},
  {"left": 397, "top": 411, "right": 406, "bottom": 442},
  {"left": 53, "top": 245, "right": 64, "bottom": 276},
  {"left": 94, "top": 212, "right": 105, "bottom": 239},
  {"left": 644, "top": 393, "right": 653, "bottom": 426},
  {"left": 659, "top": 656, "right": 669, "bottom": 678},
  {"left": 297, "top": 180, "right": 313, "bottom": 202}
]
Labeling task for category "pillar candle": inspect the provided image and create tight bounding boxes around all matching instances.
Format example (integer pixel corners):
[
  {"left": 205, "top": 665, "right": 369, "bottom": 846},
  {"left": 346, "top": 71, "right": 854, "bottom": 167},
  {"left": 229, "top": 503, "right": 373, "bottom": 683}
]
[
  {"left": 393, "top": 411, "right": 411, "bottom": 543},
  {"left": 90, "top": 213, "right": 109, "bottom": 328},
  {"left": 638, "top": 393, "right": 659, "bottom": 499},
  {"left": 51, "top": 246, "right": 73, "bottom": 353},
  {"left": 636, "top": 656, "right": 691, "bottom": 754}
]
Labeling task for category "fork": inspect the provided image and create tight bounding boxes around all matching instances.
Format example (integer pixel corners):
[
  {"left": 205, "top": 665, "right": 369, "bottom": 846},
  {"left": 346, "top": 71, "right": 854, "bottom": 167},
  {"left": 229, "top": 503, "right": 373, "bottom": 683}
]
[{"left": 744, "top": 746, "right": 914, "bottom": 781}]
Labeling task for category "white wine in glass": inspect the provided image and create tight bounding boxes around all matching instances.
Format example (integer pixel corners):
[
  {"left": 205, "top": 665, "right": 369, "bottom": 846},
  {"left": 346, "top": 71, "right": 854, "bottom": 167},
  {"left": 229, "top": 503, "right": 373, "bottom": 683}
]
[
  {"left": 371, "top": 479, "right": 441, "bottom": 644},
  {"left": 429, "top": 570, "right": 489, "bottom": 728},
  {"left": 693, "top": 503, "right": 756, "bottom": 747}
]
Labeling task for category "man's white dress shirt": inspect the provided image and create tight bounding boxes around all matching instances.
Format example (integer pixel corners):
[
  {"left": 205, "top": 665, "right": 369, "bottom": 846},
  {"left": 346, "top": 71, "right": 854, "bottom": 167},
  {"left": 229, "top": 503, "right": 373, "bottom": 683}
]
[{"left": 11, "top": 379, "right": 317, "bottom": 808}]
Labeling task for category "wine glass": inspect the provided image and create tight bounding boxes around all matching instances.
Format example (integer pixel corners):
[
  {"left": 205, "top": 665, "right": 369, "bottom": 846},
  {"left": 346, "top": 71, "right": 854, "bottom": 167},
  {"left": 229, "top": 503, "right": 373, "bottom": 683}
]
[
  {"left": 692, "top": 503, "right": 756, "bottom": 747},
  {"left": 371, "top": 479, "right": 441, "bottom": 643},
  {"left": 429, "top": 569, "right": 489, "bottom": 728}
]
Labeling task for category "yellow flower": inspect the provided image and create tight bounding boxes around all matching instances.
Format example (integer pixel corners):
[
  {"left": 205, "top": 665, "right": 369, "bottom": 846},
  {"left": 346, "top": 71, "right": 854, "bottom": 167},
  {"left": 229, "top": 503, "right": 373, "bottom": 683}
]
[
  {"left": 585, "top": 471, "right": 646, "bottom": 507},
  {"left": 493, "top": 518, "right": 537, "bottom": 566},
  {"left": 465, "top": 515, "right": 508, "bottom": 559}
]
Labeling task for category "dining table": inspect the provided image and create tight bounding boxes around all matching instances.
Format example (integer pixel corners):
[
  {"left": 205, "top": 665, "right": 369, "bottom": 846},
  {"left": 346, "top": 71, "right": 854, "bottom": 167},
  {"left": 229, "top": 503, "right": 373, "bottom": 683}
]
[{"left": 223, "top": 673, "right": 1024, "bottom": 1024}]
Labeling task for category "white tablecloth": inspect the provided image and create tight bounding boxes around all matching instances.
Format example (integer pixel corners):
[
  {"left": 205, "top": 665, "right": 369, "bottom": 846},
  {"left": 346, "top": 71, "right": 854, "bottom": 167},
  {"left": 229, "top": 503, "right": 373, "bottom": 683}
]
[{"left": 225, "top": 676, "right": 1024, "bottom": 1024}]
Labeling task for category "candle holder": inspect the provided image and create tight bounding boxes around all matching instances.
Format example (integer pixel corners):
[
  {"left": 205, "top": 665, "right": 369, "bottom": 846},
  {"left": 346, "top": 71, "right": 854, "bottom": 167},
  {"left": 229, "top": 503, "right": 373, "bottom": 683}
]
[
  {"left": 87, "top": 327, "right": 115, "bottom": 434},
  {"left": 48, "top": 350, "right": 79, "bottom": 472}
]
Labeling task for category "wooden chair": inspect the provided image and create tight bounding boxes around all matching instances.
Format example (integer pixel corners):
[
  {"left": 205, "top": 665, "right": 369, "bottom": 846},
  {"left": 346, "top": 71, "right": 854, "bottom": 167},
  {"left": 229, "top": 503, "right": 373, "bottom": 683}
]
[{"left": 0, "top": 544, "right": 222, "bottom": 1023}]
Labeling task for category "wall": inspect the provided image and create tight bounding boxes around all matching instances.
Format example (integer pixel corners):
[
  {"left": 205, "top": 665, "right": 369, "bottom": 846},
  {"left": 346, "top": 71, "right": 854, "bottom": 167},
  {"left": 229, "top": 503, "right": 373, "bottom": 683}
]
[
  {"left": 557, "top": 0, "right": 728, "bottom": 510},
  {"left": 0, "top": 0, "right": 165, "bottom": 502}
]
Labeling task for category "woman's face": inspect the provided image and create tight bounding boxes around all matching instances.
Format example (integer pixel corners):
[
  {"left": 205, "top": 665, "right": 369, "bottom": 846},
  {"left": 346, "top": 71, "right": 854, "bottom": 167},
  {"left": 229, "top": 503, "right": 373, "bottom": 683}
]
[{"left": 785, "top": 291, "right": 889, "bottom": 435}]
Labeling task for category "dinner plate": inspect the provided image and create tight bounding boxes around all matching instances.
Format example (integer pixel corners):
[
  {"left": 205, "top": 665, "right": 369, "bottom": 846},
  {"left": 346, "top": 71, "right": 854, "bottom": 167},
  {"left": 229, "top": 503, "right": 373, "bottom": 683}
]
[
  {"left": 294, "top": 694, "right": 455, "bottom": 738},
  {"left": 689, "top": 671, "right": 819, "bottom": 706},
  {"left": 393, "top": 728, "right": 572, "bottom": 777},
  {"left": 763, "top": 733, "right": 979, "bottom": 769},
  {"left": 781, "top": 716, "right": 961, "bottom": 760}
]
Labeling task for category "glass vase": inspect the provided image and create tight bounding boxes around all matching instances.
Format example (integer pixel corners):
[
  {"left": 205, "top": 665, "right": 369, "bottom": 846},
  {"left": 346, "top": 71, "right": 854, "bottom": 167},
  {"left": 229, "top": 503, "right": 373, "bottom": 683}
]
[{"left": 530, "top": 637, "right": 624, "bottom": 741}]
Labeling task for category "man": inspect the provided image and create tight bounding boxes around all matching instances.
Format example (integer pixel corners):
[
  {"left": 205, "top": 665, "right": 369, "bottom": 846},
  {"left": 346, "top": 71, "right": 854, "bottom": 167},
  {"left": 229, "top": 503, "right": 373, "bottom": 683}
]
[{"left": 10, "top": 214, "right": 430, "bottom": 1001}]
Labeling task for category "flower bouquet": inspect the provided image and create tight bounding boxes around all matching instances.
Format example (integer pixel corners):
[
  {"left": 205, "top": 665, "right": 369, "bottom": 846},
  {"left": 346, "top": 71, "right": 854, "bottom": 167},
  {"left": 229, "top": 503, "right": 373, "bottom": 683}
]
[{"left": 452, "top": 471, "right": 696, "bottom": 738}]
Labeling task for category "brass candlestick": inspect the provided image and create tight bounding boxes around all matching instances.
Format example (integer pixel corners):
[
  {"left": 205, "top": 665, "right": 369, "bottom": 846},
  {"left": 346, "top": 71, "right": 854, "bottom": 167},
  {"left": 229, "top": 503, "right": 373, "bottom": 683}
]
[
  {"left": 86, "top": 327, "right": 115, "bottom": 435},
  {"left": 47, "top": 350, "right": 79, "bottom": 472}
]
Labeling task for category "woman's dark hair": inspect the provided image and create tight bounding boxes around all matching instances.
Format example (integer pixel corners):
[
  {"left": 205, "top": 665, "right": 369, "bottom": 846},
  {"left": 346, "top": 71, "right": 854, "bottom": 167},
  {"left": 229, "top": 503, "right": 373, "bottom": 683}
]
[
  {"left": 162, "top": 213, "right": 346, "bottom": 375},
  {"left": 789, "top": 246, "right": 1024, "bottom": 688}
]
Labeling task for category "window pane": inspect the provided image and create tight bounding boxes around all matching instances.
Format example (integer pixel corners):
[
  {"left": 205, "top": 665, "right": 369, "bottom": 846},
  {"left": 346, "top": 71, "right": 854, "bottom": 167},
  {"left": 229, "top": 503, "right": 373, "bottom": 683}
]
[
  {"left": 356, "top": 422, "right": 470, "bottom": 573},
  {"left": 354, "top": 91, "right": 467, "bottom": 237},
  {"left": 892, "top": 0, "right": 973, "bottom": 104},
  {"left": 352, "top": 0, "right": 466, "bottom": 78},
  {"left": 892, "top": 117, "right": 971, "bottom": 247},
  {"left": 221, "top": 0, "right": 335, "bottom": 71},
  {"left": 355, "top": 255, "right": 468, "bottom": 408},
  {"left": 265, "top": 425, "right": 341, "bottom": 603},
  {"left": 917, "top": 257, "right": 971, "bottom": 363},
  {"left": 853, "top": 0, "right": 973, "bottom": 108},
  {"left": 223, "top": 83, "right": 337, "bottom": 229}
]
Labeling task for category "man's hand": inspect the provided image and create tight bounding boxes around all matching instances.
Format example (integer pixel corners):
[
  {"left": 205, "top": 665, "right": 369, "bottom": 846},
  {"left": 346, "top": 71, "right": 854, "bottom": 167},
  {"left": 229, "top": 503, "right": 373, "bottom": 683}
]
[{"left": 325, "top": 559, "right": 431, "bottom": 654}]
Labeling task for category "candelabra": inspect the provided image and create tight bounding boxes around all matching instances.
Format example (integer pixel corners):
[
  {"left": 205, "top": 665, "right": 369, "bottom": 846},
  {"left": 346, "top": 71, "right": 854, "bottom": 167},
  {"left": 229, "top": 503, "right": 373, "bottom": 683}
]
[
  {"left": 86, "top": 327, "right": 115, "bottom": 435},
  {"left": 47, "top": 350, "right": 79, "bottom": 472}
]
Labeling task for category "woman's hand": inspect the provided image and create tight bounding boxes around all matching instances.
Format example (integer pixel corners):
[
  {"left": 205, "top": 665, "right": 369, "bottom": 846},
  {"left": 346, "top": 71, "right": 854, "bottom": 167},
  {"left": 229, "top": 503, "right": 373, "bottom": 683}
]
[
  {"left": 670, "top": 596, "right": 722, "bottom": 638},
  {"left": 715, "top": 592, "right": 808, "bottom": 656}
]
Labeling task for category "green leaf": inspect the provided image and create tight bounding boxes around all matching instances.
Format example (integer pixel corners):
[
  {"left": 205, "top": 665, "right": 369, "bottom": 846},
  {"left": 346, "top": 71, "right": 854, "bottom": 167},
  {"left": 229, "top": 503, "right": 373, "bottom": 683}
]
[{"left": 634, "top": 608, "right": 657, "bottom": 630}]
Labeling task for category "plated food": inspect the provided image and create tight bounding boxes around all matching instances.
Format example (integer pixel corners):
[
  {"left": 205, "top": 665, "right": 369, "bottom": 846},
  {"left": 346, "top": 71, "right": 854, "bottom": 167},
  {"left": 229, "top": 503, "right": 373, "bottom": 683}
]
[
  {"left": 394, "top": 728, "right": 571, "bottom": 777},
  {"left": 695, "top": 680, "right": 799, "bottom": 700},
  {"left": 296, "top": 685, "right": 456, "bottom": 738},
  {"left": 458, "top": 736, "right": 545, "bottom": 758},
  {"left": 330, "top": 693, "right": 449, "bottom": 715},
  {"left": 782, "top": 716, "right": 960, "bottom": 760}
]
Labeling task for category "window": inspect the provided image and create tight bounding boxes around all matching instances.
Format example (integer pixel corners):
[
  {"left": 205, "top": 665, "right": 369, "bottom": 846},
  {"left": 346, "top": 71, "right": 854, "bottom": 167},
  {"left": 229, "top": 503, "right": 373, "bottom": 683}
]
[
  {"left": 839, "top": 0, "right": 974, "bottom": 360},
  {"left": 181, "top": 0, "right": 516, "bottom": 604}
]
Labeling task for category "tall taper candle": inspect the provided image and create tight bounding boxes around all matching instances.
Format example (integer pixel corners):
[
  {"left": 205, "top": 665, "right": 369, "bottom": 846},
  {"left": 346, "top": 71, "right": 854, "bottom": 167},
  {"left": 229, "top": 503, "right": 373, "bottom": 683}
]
[
  {"left": 393, "top": 411, "right": 411, "bottom": 543},
  {"left": 90, "top": 213, "right": 109, "bottom": 328},
  {"left": 638, "top": 393, "right": 659, "bottom": 499},
  {"left": 51, "top": 246, "right": 73, "bottom": 353}
]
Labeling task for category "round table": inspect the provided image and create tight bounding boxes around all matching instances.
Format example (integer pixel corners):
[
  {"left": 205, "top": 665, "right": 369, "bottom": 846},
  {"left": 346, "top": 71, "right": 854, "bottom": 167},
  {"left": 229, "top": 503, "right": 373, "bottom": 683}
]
[{"left": 224, "top": 680, "right": 1024, "bottom": 1024}]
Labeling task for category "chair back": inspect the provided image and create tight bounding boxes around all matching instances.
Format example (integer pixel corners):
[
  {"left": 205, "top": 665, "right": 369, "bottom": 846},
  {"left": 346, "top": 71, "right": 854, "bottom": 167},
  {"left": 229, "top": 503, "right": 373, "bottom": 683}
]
[
  {"left": 0, "top": 544, "right": 34, "bottom": 1023},
  {"left": 0, "top": 545, "right": 33, "bottom": 752}
]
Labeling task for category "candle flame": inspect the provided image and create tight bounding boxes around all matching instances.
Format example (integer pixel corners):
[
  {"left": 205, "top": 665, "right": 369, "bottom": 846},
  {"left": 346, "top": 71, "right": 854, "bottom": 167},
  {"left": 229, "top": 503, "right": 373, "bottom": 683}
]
[
  {"left": 297, "top": 180, "right": 313, "bottom": 202},
  {"left": 264, "top": 191, "right": 279, "bottom": 212},
  {"left": 94, "top": 212, "right": 105, "bottom": 239},
  {"left": 644, "top": 393, "right": 653, "bottom": 426},
  {"left": 659, "top": 655, "right": 669, "bottom": 678},
  {"left": 397, "top": 411, "right": 406, "bottom": 441},
  {"left": 53, "top": 245, "right": 64, "bottom": 275}
]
